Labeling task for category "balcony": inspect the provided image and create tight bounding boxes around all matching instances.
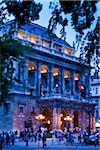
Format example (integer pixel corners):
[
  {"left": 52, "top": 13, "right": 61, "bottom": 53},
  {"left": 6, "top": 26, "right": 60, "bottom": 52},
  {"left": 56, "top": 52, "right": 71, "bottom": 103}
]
[{"left": 15, "top": 37, "right": 80, "bottom": 64}]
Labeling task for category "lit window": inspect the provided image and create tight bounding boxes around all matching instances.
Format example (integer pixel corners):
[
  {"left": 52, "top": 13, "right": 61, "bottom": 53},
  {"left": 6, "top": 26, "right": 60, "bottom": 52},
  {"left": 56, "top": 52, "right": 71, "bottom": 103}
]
[
  {"left": 18, "top": 29, "right": 26, "bottom": 39},
  {"left": 42, "top": 39, "right": 49, "bottom": 48},
  {"left": 64, "top": 48, "right": 72, "bottom": 55},
  {"left": 28, "top": 33, "right": 38, "bottom": 44}
]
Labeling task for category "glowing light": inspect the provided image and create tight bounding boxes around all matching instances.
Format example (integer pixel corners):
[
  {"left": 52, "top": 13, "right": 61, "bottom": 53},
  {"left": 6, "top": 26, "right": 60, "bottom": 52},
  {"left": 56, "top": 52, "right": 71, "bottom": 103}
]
[
  {"left": 35, "top": 114, "right": 45, "bottom": 120},
  {"left": 80, "top": 85, "right": 85, "bottom": 90},
  {"left": 47, "top": 120, "right": 50, "bottom": 124},
  {"left": 60, "top": 114, "right": 63, "bottom": 117}
]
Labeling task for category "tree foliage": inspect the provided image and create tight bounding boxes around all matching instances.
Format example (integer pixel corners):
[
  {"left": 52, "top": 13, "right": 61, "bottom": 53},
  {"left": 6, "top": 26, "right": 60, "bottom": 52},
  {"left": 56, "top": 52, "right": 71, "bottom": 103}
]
[
  {"left": 0, "top": 0, "right": 42, "bottom": 26},
  {"left": 49, "top": 0, "right": 97, "bottom": 35},
  {"left": 48, "top": 0, "right": 99, "bottom": 71},
  {"left": 0, "top": 0, "right": 42, "bottom": 103}
]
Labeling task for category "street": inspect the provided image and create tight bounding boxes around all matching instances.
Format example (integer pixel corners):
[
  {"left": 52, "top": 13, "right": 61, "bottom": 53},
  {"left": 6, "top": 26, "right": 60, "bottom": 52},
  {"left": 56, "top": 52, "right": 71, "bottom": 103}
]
[{"left": 2, "top": 139, "right": 100, "bottom": 150}]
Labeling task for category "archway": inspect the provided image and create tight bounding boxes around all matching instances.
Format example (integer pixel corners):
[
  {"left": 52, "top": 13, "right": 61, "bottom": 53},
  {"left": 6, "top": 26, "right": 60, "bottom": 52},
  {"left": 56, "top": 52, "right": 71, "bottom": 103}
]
[
  {"left": 60, "top": 109, "right": 68, "bottom": 129},
  {"left": 73, "top": 110, "right": 80, "bottom": 128},
  {"left": 42, "top": 108, "right": 52, "bottom": 131}
]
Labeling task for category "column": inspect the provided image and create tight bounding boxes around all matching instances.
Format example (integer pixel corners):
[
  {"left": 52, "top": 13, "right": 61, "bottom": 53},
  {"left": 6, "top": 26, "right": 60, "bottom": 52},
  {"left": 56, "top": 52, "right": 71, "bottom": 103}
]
[
  {"left": 50, "top": 41, "right": 54, "bottom": 54},
  {"left": 24, "top": 59, "right": 28, "bottom": 83},
  {"left": 52, "top": 107, "right": 57, "bottom": 130},
  {"left": 70, "top": 71, "right": 75, "bottom": 96},
  {"left": 37, "top": 61, "right": 41, "bottom": 97},
  {"left": 57, "top": 107, "right": 61, "bottom": 129},
  {"left": 61, "top": 68, "right": 65, "bottom": 95},
  {"left": 85, "top": 72, "right": 90, "bottom": 101},
  {"left": 58, "top": 68, "right": 62, "bottom": 94},
  {"left": 34, "top": 61, "right": 37, "bottom": 88},
  {"left": 70, "top": 110, "right": 74, "bottom": 129},
  {"left": 50, "top": 64, "right": 54, "bottom": 95},
  {"left": 47, "top": 64, "right": 50, "bottom": 95}
]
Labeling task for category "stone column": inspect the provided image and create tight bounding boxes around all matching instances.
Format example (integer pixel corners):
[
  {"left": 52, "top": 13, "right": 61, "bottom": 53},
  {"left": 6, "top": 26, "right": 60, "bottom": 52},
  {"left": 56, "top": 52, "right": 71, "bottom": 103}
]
[
  {"left": 57, "top": 107, "right": 61, "bottom": 129},
  {"left": 47, "top": 64, "right": 50, "bottom": 95},
  {"left": 58, "top": 68, "right": 62, "bottom": 94},
  {"left": 50, "top": 42, "right": 54, "bottom": 54},
  {"left": 61, "top": 68, "right": 65, "bottom": 95},
  {"left": 34, "top": 61, "right": 37, "bottom": 88},
  {"left": 50, "top": 64, "right": 54, "bottom": 95},
  {"left": 24, "top": 59, "right": 29, "bottom": 94},
  {"left": 37, "top": 61, "right": 41, "bottom": 97},
  {"left": 70, "top": 110, "right": 74, "bottom": 129},
  {"left": 52, "top": 107, "right": 57, "bottom": 130},
  {"left": 70, "top": 71, "right": 75, "bottom": 96}
]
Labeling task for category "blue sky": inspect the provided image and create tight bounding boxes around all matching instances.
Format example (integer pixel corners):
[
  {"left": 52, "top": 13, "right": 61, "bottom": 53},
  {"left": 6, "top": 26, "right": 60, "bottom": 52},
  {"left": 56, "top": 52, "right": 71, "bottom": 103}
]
[{"left": 34, "top": 0, "right": 100, "bottom": 47}]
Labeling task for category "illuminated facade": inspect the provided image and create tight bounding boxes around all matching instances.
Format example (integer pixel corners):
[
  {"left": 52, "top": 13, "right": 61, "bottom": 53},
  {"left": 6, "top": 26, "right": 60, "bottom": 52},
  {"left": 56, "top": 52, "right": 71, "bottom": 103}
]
[{"left": 0, "top": 21, "right": 95, "bottom": 132}]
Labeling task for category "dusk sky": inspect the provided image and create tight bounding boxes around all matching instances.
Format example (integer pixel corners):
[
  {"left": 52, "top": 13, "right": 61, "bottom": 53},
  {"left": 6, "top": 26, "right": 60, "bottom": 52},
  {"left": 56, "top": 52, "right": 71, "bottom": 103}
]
[{"left": 34, "top": 0, "right": 100, "bottom": 47}]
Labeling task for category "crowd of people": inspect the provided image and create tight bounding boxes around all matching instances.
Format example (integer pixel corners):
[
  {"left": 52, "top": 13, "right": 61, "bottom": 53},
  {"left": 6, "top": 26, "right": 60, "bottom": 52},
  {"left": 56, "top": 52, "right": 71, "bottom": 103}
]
[{"left": 0, "top": 127, "right": 99, "bottom": 149}]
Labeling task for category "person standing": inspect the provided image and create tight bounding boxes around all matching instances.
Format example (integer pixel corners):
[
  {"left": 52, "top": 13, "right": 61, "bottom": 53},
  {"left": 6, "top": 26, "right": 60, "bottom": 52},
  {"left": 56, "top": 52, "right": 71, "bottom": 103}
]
[
  {"left": 42, "top": 132, "right": 47, "bottom": 148},
  {"left": 11, "top": 132, "right": 15, "bottom": 145}
]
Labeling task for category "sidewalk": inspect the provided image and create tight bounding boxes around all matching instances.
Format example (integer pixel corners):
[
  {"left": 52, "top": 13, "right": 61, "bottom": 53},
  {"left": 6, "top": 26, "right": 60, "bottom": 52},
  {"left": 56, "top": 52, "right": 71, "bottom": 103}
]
[{"left": 3, "top": 138, "right": 100, "bottom": 150}]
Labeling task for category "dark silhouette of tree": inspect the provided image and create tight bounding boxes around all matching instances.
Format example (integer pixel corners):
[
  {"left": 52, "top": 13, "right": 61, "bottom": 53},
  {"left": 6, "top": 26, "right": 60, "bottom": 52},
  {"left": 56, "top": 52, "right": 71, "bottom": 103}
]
[
  {"left": 0, "top": 0, "right": 42, "bottom": 26},
  {"left": 48, "top": 1, "right": 99, "bottom": 71},
  {"left": 0, "top": 0, "right": 42, "bottom": 103}
]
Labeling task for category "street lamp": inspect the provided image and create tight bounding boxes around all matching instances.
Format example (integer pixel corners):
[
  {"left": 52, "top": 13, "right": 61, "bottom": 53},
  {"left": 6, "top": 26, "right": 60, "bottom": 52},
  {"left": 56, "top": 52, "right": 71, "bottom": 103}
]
[
  {"left": 35, "top": 114, "right": 45, "bottom": 120},
  {"left": 64, "top": 115, "right": 72, "bottom": 121}
]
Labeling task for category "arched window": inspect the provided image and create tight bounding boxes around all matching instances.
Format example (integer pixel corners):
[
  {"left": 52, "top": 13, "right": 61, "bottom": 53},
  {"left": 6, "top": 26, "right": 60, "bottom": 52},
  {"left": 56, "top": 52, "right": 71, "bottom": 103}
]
[
  {"left": 41, "top": 65, "right": 48, "bottom": 88},
  {"left": 53, "top": 68, "right": 59, "bottom": 92},
  {"left": 74, "top": 73, "right": 80, "bottom": 92},
  {"left": 64, "top": 71, "right": 70, "bottom": 90},
  {"left": 28, "top": 61, "right": 35, "bottom": 85}
]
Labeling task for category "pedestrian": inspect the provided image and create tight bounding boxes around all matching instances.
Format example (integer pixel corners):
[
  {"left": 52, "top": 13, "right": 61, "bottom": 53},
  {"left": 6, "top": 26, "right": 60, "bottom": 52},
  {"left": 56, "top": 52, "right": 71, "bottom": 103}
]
[
  {"left": 11, "top": 132, "right": 15, "bottom": 145},
  {"left": 25, "top": 131, "right": 29, "bottom": 146},
  {"left": 6, "top": 133, "right": 10, "bottom": 145},
  {"left": 0, "top": 133, "right": 4, "bottom": 150},
  {"left": 42, "top": 132, "right": 47, "bottom": 148}
]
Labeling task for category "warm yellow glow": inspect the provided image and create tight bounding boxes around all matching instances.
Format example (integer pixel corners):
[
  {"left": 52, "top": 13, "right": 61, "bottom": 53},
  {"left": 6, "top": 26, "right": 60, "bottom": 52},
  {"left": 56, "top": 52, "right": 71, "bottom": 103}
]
[
  {"left": 64, "top": 48, "right": 72, "bottom": 55},
  {"left": 66, "top": 116, "right": 72, "bottom": 121},
  {"left": 18, "top": 30, "right": 26, "bottom": 39},
  {"left": 41, "top": 65, "right": 48, "bottom": 73},
  {"left": 64, "top": 116, "right": 72, "bottom": 121},
  {"left": 64, "top": 117, "right": 67, "bottom": 121},
  {"left": 28, "top": 61, "right": 35, "bottom": 70},
  {"left": 28, "top": 33, "right": 38, "bottom": 44},
  {"left": 74, "top": 74, "right": 80, "bottom": 80},
  {"left": 64, "top": 71, "right": 70, "bottom": 79},
  {"left": 35, "top": 114, "right": 45, "bottom": 120},
  {"left": 60, "top": 114, "right": 63, "bottom": 117},
  {"left": 53, "top": 68, "right": 59, "bottom": 76},
  {"left": 47, "top": 120, "right": 50, "bottom": 124},
  {"left": 95, "top": 121, "right": 100, "bottom": 127}
]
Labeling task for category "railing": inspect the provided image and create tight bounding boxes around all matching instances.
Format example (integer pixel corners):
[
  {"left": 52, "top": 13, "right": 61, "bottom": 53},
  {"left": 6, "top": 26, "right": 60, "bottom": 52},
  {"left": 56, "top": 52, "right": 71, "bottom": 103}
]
[{"left": 15, "top": 37, "right": 81, "bottom": 63}]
